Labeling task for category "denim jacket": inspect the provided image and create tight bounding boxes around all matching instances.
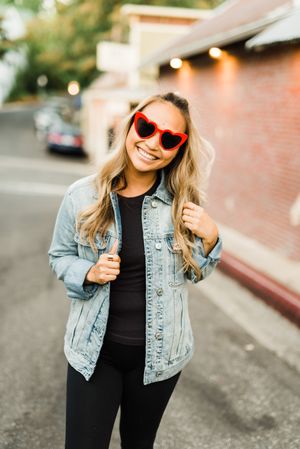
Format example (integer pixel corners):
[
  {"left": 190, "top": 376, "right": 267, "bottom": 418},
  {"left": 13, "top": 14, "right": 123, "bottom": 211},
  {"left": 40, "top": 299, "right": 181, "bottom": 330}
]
[{"left": 48, "top": 168, "right": 222, "bottom": 384}]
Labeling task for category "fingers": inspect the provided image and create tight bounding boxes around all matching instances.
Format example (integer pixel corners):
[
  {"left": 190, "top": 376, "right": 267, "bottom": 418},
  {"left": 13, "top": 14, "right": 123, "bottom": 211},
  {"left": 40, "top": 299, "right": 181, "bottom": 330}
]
[
  {"left": 98, "top": 255, "right": 121, "bottom": 269},
  {"left": 105, "top": 254, "right": 121, "bottom": 263},
  {"left": 105, "top": 263, "right": 120, "bottom": 278},
  {"left": 94, "top": 239, "right": 121, "bottom": 285},
  {"left": 96, "top": 239, "right": 121, "bottom": 273},
  {"left": 101, "top": 259, "right": 120, "bottom": 268},
  {"left": 97, "top": 239, "right": 121, "bottom": 263},
  {"left": 183, "top": 202, "right": 203, "bottom": 213},
  {"left": 182, "top": 214, "right": 194, "bottom": 224},
  {"left": 93, "top": 262, "right": 120, "bottom": 285},
  {"left": 182, "top": 208, "right": 196, "bottom": 217},
  {"left": 105, "top": 239, "right": 121, "bottom": 263},
  {"left": 108, "top": 239, "right": 118, "bottom": 255}
]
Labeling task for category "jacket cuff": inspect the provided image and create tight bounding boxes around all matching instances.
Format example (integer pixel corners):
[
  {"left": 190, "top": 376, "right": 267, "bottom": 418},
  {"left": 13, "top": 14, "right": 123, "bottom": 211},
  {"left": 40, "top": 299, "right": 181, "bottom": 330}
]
[
  {"left": 195, "top": 234, "right": 223, "bottom": 269},
  {"left": 188, "top": 234, "right": 223, "bottom": 283},
  {"left": 64, "top": 258, "right": 99, "bottom": 300}
]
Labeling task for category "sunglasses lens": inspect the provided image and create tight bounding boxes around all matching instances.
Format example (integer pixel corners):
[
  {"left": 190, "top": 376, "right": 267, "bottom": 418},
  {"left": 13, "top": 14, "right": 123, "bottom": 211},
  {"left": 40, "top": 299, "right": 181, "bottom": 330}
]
[
  {"left": 136, "top": 117, "right": 155, "bottom": 138},
  {"left": 161, "top": 132, "right": 183, "bottom": 150}
]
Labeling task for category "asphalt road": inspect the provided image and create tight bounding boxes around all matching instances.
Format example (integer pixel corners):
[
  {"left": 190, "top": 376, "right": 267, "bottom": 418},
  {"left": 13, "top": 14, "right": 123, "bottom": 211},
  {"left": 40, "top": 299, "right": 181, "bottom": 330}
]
[{"left": 0, "top": 104, "right": 300, "bottom": 449}]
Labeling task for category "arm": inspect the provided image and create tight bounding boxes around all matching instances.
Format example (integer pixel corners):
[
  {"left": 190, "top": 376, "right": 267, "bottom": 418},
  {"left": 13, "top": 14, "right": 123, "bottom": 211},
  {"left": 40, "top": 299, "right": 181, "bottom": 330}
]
[
  {"left": 182, "top": 201, "right": 223, "bottom": 283},
  {"left": 48, "top": 188, "right": 99, "bottom": 300},
  {"left": 202, "top": 234, "right": 219, "bottom": 257}
]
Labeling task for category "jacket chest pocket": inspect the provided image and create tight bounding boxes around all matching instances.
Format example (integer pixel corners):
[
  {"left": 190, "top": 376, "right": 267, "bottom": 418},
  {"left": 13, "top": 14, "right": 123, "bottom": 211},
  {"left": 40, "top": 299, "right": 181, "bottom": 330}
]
[
  {"left": 165, "top": 235, "right": 185, "bottom": 287},
  {"left": 74, "top": 232, "right": 108, "bottom": 263}
]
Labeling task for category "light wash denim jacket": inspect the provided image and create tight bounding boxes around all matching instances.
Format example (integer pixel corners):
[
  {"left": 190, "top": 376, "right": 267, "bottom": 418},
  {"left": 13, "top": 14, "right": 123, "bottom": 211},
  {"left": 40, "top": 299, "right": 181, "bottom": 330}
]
[{"left": 48, "top": 168, "right": 222, "bottom": 384}]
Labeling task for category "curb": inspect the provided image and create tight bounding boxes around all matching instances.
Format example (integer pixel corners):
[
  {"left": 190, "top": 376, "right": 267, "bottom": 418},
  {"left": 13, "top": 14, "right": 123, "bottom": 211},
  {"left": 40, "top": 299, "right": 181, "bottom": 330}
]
[
  {"left": 218, "top": 251, "right": 300, "bottom": 327},
  {"left": 0, "top": 100, "right": 41, "bottom": 111}
]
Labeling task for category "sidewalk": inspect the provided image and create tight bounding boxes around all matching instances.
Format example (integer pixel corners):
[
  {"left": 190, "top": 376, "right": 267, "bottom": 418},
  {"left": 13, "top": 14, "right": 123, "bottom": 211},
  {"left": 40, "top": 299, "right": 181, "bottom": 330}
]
[
  {"left": 217, "top": 222, "right": 300, "bottom": 326},
  {"left": 0, "top": 98, "right": 41, "bottom": 111},
  {"left": 197, "top": 268, "right": 300, "bottom": 375}
]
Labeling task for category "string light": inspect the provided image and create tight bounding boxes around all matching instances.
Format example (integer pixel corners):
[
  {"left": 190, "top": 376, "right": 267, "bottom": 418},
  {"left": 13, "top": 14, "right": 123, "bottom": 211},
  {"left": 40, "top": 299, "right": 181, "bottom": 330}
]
[
  {"left": 209, "top": 47, "right": 223, "bottom": 59},
  {"left": 68, "top": 80, "right": 80, "bottom": 95},
  {"left": 170, "top": 58, "right": 183, "bottom": 69}
]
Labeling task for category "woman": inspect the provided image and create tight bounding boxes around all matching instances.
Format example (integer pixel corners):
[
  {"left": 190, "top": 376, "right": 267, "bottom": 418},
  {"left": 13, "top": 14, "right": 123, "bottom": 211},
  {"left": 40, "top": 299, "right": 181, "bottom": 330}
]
[{"left": 48, "top": 91, "right": 222, "bottom": 449}]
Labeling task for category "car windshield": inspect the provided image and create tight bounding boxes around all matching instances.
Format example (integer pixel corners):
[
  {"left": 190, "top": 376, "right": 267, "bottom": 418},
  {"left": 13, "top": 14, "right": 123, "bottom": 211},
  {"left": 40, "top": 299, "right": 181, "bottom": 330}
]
[{"left": 50, "top": 112, "right": 81, "bottom": 133}]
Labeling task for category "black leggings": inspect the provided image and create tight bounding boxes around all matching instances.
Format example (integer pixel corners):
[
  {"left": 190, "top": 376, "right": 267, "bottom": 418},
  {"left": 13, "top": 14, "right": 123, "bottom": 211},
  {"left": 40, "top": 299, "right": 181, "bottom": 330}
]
[{"left": 65, "top": 337, "right": 181, "bottom": 449}]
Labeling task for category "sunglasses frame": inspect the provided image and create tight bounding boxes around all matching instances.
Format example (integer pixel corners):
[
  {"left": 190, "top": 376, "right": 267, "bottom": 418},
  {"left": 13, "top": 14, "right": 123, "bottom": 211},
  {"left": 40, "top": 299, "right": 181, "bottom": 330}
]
[{"left": 133, "top": 111, "right": 188, "bottom": 151}]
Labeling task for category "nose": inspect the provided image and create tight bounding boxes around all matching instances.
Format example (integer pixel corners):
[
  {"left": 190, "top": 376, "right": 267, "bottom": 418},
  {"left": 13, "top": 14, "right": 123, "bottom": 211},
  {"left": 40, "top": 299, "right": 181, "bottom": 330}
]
[{"left": 144, "top": 131, "right": 161, "bottom": 151}]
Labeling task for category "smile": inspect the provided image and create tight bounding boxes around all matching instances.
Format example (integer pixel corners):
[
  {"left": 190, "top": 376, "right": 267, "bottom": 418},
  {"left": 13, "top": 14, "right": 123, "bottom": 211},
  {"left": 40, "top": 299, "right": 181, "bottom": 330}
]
[{"left": 137, "top": 146, "right": 159, "bottom": 161}]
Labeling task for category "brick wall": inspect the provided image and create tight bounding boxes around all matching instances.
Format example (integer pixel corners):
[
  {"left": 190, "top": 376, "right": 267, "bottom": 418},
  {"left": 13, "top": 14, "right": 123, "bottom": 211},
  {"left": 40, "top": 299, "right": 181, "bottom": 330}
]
[{"left": 157, "top": 43, "right": 300, "bottom": 260}]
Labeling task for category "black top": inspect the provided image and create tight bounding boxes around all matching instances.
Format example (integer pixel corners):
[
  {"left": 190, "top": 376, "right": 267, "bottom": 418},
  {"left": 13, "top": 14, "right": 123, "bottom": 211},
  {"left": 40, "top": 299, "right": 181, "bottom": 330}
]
[{"left": 104, "top": 171, "right": 161, "bottom": 345}]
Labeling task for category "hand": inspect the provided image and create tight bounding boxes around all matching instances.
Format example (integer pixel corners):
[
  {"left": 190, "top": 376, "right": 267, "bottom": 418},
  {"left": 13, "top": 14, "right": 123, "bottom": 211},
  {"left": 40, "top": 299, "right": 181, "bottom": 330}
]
[
  {"left": 85, "top": 239, "right": 121, "bottom": 285},
  {"left": 182, "top": 202, "right": 219, "bottom": 244}
]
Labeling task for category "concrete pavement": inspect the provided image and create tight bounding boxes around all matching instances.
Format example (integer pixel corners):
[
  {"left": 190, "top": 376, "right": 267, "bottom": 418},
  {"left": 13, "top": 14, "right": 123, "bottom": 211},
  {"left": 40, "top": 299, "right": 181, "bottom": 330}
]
[{"left": 1, "top": 105, "right": 299, "bottom": 449}]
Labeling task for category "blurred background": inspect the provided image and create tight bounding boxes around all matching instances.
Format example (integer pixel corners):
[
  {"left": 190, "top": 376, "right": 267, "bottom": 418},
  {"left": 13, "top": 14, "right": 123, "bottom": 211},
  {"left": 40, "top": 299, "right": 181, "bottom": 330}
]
[{"left": 0, "top": 0, "right": 300, "bottom": 448}]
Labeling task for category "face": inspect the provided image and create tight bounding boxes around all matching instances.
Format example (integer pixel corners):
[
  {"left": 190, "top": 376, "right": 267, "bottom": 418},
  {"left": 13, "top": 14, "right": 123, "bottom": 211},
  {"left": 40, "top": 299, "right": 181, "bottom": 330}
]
[{"left": 125, "top": 101, "right": 187, "bottom": 174}]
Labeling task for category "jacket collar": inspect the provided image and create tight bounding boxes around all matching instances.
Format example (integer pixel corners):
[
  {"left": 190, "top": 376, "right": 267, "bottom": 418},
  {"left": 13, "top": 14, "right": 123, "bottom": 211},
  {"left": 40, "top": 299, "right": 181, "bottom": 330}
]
[
  {"left": 153, "top": 168, "right": 173, "bottom": 205},
  {"left": 93, "top": 168, "right": 173, "bottom": 205}
]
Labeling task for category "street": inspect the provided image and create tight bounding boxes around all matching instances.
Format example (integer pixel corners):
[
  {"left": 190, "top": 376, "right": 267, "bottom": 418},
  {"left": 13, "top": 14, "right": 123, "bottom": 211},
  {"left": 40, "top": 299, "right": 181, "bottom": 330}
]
[{"left": 0, "top": 105, "right": 300, "bottom": 449}]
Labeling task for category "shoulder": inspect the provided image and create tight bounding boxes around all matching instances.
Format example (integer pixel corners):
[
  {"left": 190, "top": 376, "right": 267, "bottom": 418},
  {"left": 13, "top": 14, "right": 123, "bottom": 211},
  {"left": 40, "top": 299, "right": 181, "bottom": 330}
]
[{"left": 66, "top": 173, "right": 98, "bottom": 197}]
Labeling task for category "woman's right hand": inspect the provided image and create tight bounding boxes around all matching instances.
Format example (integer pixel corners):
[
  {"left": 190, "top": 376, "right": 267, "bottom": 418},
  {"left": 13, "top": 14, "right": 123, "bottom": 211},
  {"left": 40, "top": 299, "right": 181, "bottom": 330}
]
[{"left": 85, "top": 239, "right": 121, "bottom": 285}]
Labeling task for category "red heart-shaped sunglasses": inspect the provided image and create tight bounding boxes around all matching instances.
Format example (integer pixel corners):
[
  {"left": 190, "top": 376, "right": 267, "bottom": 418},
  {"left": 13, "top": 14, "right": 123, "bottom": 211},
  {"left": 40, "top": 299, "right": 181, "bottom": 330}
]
[{"left": 133, "top": 111, "right": 188, "bottom": 151}]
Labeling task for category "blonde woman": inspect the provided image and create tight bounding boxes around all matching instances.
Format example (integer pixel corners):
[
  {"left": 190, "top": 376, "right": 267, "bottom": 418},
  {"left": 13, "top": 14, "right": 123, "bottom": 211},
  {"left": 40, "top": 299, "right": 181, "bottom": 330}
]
[{"left": 48, "top": 91, "right": 222, "bottom": 449}]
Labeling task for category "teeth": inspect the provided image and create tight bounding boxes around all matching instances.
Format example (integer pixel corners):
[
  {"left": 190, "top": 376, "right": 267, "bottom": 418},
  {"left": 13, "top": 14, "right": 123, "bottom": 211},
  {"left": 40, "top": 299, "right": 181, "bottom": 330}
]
[{"left": 137, "top": 147, "right": 158, "bottom": 160}]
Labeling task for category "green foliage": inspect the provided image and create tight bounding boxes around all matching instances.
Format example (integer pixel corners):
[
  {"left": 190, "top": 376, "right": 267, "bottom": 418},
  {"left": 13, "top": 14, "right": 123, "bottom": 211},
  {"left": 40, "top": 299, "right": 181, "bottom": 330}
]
[
  {"left": 0, "top": 14, "right": 16, "bottom": 59},
  {"left": 1, "top": 0, "right": 43, "bottom": 14}
]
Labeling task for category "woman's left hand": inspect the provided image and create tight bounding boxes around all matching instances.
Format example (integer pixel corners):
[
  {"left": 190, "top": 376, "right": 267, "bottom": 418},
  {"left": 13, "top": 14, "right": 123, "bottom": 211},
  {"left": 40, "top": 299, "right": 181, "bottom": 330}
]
[{"left": 182, "top": 202, "right": 219, "bottom": 244}]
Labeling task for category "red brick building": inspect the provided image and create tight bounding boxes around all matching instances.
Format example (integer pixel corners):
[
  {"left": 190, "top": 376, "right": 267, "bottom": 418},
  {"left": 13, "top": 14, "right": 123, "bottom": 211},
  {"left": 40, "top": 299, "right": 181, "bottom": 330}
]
[{"left": 141, "top": 0, "right": 300, "bottom": 322}]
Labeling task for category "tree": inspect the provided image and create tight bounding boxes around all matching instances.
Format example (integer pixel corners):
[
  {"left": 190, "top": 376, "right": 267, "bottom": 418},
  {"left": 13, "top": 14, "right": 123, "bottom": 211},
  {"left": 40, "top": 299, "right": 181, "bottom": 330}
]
[
  {"left": 0, "top": 14, "right": 15, "bottom": 59},
  {"left": 1, "top": 0, "right": 43, "bottom": 15}
]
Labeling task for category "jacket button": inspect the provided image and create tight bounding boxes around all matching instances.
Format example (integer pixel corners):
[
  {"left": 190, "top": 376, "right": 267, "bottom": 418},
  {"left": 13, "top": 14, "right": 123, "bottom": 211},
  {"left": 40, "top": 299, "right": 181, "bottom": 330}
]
[
  {"left": 155, "top": 242, "right": 162, "bottom": 250},
  {"left": 155, "top": 332, "right": 162, "bottom": 339},
  {"left": 151, "top": 200, "right": 158, "bottom": 208},
  {"left": 156, "top": 288, "right": 163, "bottom": 296}
]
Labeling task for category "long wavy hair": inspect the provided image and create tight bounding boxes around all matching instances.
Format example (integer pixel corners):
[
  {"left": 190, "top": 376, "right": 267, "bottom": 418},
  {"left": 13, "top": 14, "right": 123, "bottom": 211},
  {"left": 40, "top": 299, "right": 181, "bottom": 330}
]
[{"left": 77, "top": 92, "right": 216, "bottom": 281}]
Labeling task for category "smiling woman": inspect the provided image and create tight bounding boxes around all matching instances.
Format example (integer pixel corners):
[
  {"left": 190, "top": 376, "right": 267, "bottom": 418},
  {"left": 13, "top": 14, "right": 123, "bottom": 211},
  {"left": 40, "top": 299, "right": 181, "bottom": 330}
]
[
  {"left": 122, "top": 99, "right": 188, "bottom": 188},
  {"left": 48, "top": 91, "right": 223, "bottom": 449}
]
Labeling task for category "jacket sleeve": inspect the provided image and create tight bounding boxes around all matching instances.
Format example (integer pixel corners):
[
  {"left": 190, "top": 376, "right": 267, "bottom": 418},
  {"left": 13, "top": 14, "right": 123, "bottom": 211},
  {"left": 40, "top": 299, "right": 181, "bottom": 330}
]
[
  {"left": 48, "top": 188, "right": 99, "bottom": 300},
  {"left": 186, "top": 234, "right": 223, "bottom": 283}
]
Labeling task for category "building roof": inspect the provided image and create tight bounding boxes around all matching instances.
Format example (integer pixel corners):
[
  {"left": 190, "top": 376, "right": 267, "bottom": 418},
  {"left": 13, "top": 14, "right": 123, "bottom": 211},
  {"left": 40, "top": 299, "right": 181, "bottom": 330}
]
[
  {"left": 245, "top": 7, "right": 300, "bottom": 49},
  {"left": 120, "top": 4, "right": 212, "bottom": 20},
  {"left": 140, "top": 0, "right": 294, "bottom": 67}
]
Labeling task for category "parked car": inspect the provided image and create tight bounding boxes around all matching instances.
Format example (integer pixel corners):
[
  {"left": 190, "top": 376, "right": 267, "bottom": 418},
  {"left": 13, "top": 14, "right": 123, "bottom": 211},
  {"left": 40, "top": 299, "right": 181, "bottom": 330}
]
[
  {"left": 33, "top": 96, "right": 73, "bottom": 137},
  {"left": 46, "top": 114, "right": 86, "bottom": 156}
]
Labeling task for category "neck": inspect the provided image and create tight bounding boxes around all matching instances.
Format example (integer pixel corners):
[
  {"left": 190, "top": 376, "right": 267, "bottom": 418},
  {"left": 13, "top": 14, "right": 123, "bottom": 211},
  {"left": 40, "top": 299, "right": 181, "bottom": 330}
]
[{"left": 123, "top": 165, "right": 158, "bottom": 192}]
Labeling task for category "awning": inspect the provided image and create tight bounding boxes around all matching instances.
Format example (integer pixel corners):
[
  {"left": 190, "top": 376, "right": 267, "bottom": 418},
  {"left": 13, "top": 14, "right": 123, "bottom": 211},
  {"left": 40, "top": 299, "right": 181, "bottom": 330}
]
[{"left": 246, "top": 7, "right": 300, "bottom": 49}]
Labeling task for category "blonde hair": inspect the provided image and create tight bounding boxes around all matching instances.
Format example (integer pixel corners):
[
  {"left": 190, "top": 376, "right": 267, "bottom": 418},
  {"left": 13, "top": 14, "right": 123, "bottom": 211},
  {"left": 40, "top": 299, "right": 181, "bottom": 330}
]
[{"left": 77, "top": 92, "right": 215, "bottom": 281}]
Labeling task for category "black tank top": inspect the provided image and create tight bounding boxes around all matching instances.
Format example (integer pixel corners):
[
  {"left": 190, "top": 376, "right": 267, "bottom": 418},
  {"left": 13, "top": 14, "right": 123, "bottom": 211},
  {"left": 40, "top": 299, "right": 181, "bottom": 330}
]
[{"left": 104, "top": 172, "right": 161, "bottom": 345}]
